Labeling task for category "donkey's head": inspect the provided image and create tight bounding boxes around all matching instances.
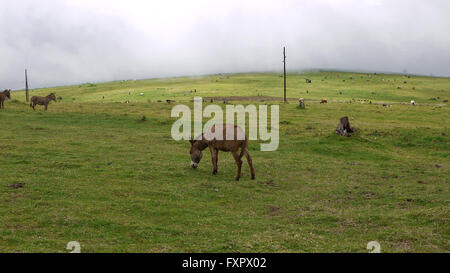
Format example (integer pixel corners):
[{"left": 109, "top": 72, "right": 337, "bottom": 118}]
[
  {"left": 4, "top": 89, "right": 11, "bottom": 99},
  {"left": 49, "top": 93, "right": 56, "bottom": 102},
  {"left": 189, "top": 139, "right": 203, "bottom": 169}
]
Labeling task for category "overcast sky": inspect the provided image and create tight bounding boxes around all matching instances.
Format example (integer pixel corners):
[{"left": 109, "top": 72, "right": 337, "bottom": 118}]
[{"left": 1, "top": 0, "right": 449, "bottom": 89}]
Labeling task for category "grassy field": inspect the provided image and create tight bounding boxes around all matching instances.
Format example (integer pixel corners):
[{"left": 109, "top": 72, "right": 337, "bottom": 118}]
[{"left": 0, "top": 71, "right": 449, "bottom": 252}]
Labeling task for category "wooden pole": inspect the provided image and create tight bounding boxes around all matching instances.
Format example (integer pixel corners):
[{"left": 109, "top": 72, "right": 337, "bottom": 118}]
[
  {"left": 283, "top": 47, "right": 286, "bottom": 102},
  {"left": 25, "top": 69, "right": 29, "bottom": 102}
]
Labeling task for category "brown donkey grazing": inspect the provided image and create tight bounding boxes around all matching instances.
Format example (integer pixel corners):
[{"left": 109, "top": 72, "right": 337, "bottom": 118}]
[
  {"left": 189, "top": 124, "right": 255, "bottom": 181},
  {"left": 0, "top": 89, "right": 11, "bottom": 109},
  {"left": 30, "top": 93, "right": 56, "bottom": 111}
]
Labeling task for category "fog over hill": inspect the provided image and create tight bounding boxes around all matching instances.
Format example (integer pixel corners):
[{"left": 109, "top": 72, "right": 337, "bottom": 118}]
[{"left": 1, "top": 0, "right": 449, "bottom": 89}]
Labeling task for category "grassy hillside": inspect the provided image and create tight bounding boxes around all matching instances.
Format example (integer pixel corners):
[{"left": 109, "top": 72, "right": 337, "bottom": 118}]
[
  {"left": 15, "top": 71, "right": 450, "bottom": 104},
  {"left": 0, "top": 72, "right": 449, "bottom": 252}
]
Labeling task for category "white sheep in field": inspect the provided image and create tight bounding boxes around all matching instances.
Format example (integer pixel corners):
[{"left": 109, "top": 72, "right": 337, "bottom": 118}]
[
  {"left": 411, "top": 100, "right": 416, "bottom": 106},
  {"left": 140, "top": 92, "right": 144, "bottom": 96}
]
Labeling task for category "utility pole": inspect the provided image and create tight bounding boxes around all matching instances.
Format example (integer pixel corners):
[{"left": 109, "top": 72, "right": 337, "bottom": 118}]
[
  {"left": 25, "top": 69, "right": 29, "bottom": 102},
  {"left": 283, "top": 47, "right": 286, "bottom": 102}
]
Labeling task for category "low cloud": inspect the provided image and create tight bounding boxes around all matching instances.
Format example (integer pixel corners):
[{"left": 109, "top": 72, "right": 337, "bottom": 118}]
[{"left": 1, "top": 0, "right": 449, "bottom": 89}]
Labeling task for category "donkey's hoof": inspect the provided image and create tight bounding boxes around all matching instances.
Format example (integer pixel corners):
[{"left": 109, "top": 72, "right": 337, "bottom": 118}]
[
  {"left": 251, "top": 175, "right": 255, "bottom": 180},
  {"left": 212, "top": 171, "right": 217, "bottom": 175},
  {"left": 235, "top": 177, "right": 240, "bottom": 181}
]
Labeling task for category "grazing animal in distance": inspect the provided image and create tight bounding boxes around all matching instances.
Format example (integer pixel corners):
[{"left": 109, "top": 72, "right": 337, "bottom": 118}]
[
  {"left": 320, "top": 99, "right": 327, "bottom": 104},
  {"left": 410, "top": 100, "right": 416, "bottom": 106},
  {"left": 0, "top": 89, "right": 11, "bottom": 109},
  {"left": 30, "top": 93, "right": 56, "bottom": 111},
  {"left": 298, "top": 98, "right": 305, "bottom": 108},
  {"left": 189, "top": 124, "right": 255, "bottom": 181}
]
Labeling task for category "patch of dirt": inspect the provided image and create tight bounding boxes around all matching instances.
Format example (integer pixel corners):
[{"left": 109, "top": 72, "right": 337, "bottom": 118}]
[
  {"left": 259, "top": 180, "right": 278, "bottom": 187},
  {"left": 393, "top": 241, "right": 411, "bottom": 251},
  {"left": 8, "top": 182, "right": 25, "bottom": 189},
  {"left": 5, "top": 224, "right": 24, "bottom": 230},
  {"left": 268, "top": 206, "right": 281, "bottom": 215},
  {"left": 361, "top": 191, "right": 377, "bottom": 199}
]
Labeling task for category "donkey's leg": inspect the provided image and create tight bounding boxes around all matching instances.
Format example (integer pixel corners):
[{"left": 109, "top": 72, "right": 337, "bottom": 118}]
[
  {"left": 244, "top": 148, "right": 255, "bottom": 180},
  {"left": 209, "top": 146, "right": 218, "bottom": 175},
  {"left": 45, "top": 103, "right": 48, "bottom": 111},
  {"left": 232, "top": 150, "right": 242, "bottom": 181},
  {"left": 214, "top": 149, "right": 219, "bottom": 174}
]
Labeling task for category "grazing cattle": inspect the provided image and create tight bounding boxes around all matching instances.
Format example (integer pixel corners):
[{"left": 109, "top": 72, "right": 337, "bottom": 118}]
[
  {"left": 411, "top": 100, "right": 416, "bottom": 106},
  {"left": 189, "top": 124, "right": 255, "bottom": 181},
  {"left": 0, "top": 89, "right": 11, "bottom": 109},
  {"left": 320, "top": 99, "right": 327, "bottom": 104},
  {"left": 305, "top": 79, "right": 311, "bottom": 83},
  {"left": 30, "top": 93, "right": 56, "bottom": 111}
]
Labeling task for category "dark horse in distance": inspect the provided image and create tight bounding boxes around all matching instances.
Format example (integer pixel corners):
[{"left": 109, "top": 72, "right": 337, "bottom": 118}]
[
  {"left": 0, "top": 89, "right": 11, "bottom": 109},
  {"left": 189, "top": 124, "right": 255, "bottom": 181},
  {"left": 30, "top": 93, "right": 56, "bottom": 111}
]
